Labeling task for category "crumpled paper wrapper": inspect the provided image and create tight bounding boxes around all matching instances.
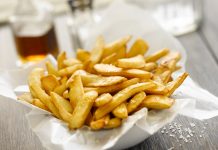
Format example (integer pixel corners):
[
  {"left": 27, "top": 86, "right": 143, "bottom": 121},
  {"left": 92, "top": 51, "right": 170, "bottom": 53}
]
[{"left": 1, "top": 1, "right": 218, "bottom": 150}]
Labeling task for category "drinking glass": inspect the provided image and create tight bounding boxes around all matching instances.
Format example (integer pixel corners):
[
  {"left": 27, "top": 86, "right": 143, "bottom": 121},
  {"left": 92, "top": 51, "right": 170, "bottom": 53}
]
[{"left": 129, "top": 0, "right": 203, "bottom": 36}]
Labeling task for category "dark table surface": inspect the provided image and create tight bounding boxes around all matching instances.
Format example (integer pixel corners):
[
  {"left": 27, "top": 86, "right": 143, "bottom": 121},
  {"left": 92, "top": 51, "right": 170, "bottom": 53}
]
[{"left": 0, "top": 1, "right": 218, "bottom": 150}]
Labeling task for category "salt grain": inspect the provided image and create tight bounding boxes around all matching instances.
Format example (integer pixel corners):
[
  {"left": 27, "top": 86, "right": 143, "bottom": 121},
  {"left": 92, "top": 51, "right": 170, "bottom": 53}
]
[{"left": 190, "top": 123, "right": 195, "bottom": 127}]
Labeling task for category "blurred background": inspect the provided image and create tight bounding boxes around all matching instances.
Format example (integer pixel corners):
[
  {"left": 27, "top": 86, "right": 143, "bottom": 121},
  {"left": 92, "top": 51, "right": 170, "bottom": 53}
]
[{"left": 0, "top": 0, "right": 203, "bottom": 68}]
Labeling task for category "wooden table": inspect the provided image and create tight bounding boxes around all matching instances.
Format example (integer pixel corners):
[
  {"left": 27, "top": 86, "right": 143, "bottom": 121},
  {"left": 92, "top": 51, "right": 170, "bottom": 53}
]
[{"left": 1, "top": 1, "right": 218, "bottom": 150}]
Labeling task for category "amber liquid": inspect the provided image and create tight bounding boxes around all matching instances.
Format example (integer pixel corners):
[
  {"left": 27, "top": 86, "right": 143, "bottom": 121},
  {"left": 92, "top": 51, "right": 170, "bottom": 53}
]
[{"left": 15, "top": 26, "right": 59, "bottom": 62}]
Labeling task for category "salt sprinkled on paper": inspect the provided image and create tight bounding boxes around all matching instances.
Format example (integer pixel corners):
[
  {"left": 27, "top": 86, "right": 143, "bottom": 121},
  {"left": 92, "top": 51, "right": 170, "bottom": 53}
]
[{"left": 161, "top": 121, "right": 209, "bottom": 149}]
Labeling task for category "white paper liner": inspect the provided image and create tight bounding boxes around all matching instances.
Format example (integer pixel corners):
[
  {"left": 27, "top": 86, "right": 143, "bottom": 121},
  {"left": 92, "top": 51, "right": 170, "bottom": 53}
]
[{"left": 1, "top": 1, "right": 218, "bottom": 150}]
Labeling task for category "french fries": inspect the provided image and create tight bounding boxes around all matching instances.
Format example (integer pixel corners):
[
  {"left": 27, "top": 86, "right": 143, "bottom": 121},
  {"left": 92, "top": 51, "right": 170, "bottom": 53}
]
[
  {"left": 127, "top": 92, "right": 146, "bottom": 114},
  {"left": 81, "top": 74, "right": 127, "bottom": 87},
  {"left": 127, "top": 38, "right": 149, "bottom": 57},
  {"left": 141, "top": 95, "right": 175, "bottom": 109},
  {"left": 94, "top": 82, "right": 156, "bottom": 119},
  {"left": 69, "top": 75, "right": 84, "bottom": 109},
  {"left": 41, "top": 75, "right": 59, "bottom": 93},
  {"left": 69, "top": 91, "right": 98, "bottom": 129},
  {"left": 20, "top": 35, "right": 188, "bottom": 130},
  {"left": 112, "top": 103, "right": 128, "bottom": 119},
  {"left": 94, "top": 64, "right": 153, "bottom": 79},
  {"left": 28, "top": 68, "right": 61, "bottom": 118},
  {"left": 117, "top": 55, "right": 145, "bottom": 69},
  {"left": 94, "top": 93, "right": 113, "bottom": 107}
]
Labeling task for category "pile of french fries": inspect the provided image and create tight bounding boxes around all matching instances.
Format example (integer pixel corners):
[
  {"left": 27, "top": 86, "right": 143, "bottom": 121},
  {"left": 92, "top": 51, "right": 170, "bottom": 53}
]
[{"left": 18, "top": 35, "right": 188, "bottom": 130}]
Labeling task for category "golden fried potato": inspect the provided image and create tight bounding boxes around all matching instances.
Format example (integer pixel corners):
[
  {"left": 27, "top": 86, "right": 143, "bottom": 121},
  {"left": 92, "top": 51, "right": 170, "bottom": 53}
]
[
  {"left": 141, "top": 95, "right": 175, "bottom": 109},
  {"left": 58, "top": 64, "right": 83, "bottom": 77},
  {"left": 93, "top": 78, "right": 140, "bottom": 94},
  {"left": 57, "top": 51, "right": 67, "bottom": 70},
  {"left": 94, "top": 93, "right": 112, "bottom": 107},
  {"left": 32, "top": 98, "right": 49, "bottom": 111},
  {"left": 145, "top": 81, "right": 169, "bottom": 95},
  {"left": 50, "top": 92, "right": 73, "bottom": 122},
  {"left": 94, "top": 82, "right": 156, "bottom": 119},
  {"left": 17, "top": 93, "right": 33, "bottom": 104},
  {"left": 94, "top": 64, "right": 152, "bottom": 79},
  {"left": 104, "top": 118, "right": 122, "bottom": 129},
  {"left": 69, "top": 75, "right": 84, "bottom": 109},
  {"left": 77, "top": 49, "right": 90, "bottom": 62},
  {"left": 69, "top": 91, "right": 98, "bottom": 129},
  {"left": 142, "top": 62, "right": 157, "bottom": 72},
  {"left": 127, "top": 92, "right": 146, "bottom": 114},
  {"left": 101, "top": 46, "right": 126, "bottom": 64},
  {"left": 166, "top": 73, "right": 188, "bottom": 96},
  {"left": 46, "top": 61, "right": 59, "bottom": 77},
  {"left": 90, "top": 35, "right": 104, "bottom": 64},
  {"left": 28, "top": 68, "right": 61, "bottom": 118},
  {"left": 145, "top": 48, "right": 169, "bottom": 62},
  {"left": 63, "top": 90, "right": 69, "bottom": 99},
  {"left": 112, "top": 103, "right": 128, "bottom": 119},
  {"left": 117, "top": 55, "right": 145, "bottom": 69},
  {"left": 127, "top": 38, "right": 149, "bottom": 57},
  {"left": 81, "top": 74, "right": 127, "bottom": 87},
  {"left": 63, "top": 58, "right": 81, "bottom": 67},
  {"left": 103, "top": 35, "right": 131, "bottom": 58},
  {"left": 41, "top": 75, "right": 59, "bottom": 93},
  {"left": 54, "top": 76, "right": 67, "bottom": 96}
]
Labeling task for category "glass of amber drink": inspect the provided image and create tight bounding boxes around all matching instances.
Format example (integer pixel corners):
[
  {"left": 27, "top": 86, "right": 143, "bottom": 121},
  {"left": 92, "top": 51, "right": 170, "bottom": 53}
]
[{"left": 10, "top": 0, "right": 59, "bottom": 63}]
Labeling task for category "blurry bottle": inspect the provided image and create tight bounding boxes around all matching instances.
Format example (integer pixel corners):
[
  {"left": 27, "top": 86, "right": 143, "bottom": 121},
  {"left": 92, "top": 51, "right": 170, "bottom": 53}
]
[{"left": 10, "top": 0, "right": 59, "bottom": 63}]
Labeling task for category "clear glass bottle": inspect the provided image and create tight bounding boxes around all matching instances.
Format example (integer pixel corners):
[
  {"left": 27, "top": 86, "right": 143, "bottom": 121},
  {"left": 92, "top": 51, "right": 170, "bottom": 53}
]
[{"left": 10, "top": 0, "right": 59, "bottom": 63}]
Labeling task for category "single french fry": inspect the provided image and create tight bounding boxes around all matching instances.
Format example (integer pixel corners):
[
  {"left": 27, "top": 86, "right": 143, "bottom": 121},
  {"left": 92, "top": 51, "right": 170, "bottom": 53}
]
[
  {"left": 94, "top": 93, "right": 113, "bottom": 107},
  {"left": 58, "top": 64, "right": 83, "bottom": 77},
  {"left": 160, "top": 52, "right": 181, "bottom": 64},
  {"left": 63, "top": 58, "right": 81, "bottom": 67},
  {"left": 77, "top": 49, "right": 90, "bottom": 62},
  {"left": 28, "top": 68, "right": 61, "bottom": 118},
  {"left": 122, "top": 69, "right": 153, "bottom": 79},
  {"left": 69, "top": 91, "right": 98, "bottom": 129},
  {"left": 127, "top": 92, "right": 146, "bottom": 114},
  {"left": 117, "top": 55, "right": 145, "bottom": 69},
  {"left": 50, "top": 92, "right": 73, "bottom": 113},
  {"left": 94, "top": 82, "right": 156, "bottom": 119},
  {"left": 81, "top": 74, "right": 127, "bottom": 87},
  {"left": 41, "top": 75, "right": 59, "bottom": 93},
  {"left": 46, "top": 61, "right": 59, "bottom": 77},
  {"left": 32, "top": 98, "right": 49, "bottom": 111},
  {"left": 63, "top": 90, "right": 69, "bottom": 99},
  {"left": 54, "top": 77, "right": 67, "bottom": 96},
  {"left": 93, "top": 78, "right": 140, "bottom": 94},
  {"left": 90, "top": 35, "right": 104, "bottom": 64},
  {"left": 101, "top": 53, "right": 116, "bottom": 64},
  {"left": 142, "top": 62, "right": 157, "bottom": 72},
  {"left": 69, "top": 75, "right": 84, "bottom": 109},
  {"left": 103, "top": 35, "right": 131, "bottom": 58},
  {"left": 104, "top": 118, "right": 121, "bottom": 129},
  {"left": 145, "top": 81, "right": 169, "bottom": 95},
  {"left": 127, "top": 38, "right": 149, "bottom": 57},
  {"left": 141, "top": 95, "right": 175, "bottom": 109},
  {"left": 50, "top": 92, "right": 73, "bottom": 122},
  {"left": 112, "top": 103, "right": 128, "bottom": 119},
  {"left": 160, "top": 70, "right": 172, "bottom": 84},
  {"left": 57, "top": 51, "right": 67, "bottom": 70},
  {"left": 145, "top": 48, "right": 169, "bottom": 62},
  {"left": 94, "top": 64, "right": 153, "bottom": 79},
  {"left": 101, "top": 46, "right": 126, "bottom": 64},
  {"left": 17, "top": 93, "right": 33, "bottom": 104},
  {"left": 166, "top": 73, "right": 188, "bottom": 96},
  {"left": 90, "top": 119, "right": 105, "bottom": 130}
]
